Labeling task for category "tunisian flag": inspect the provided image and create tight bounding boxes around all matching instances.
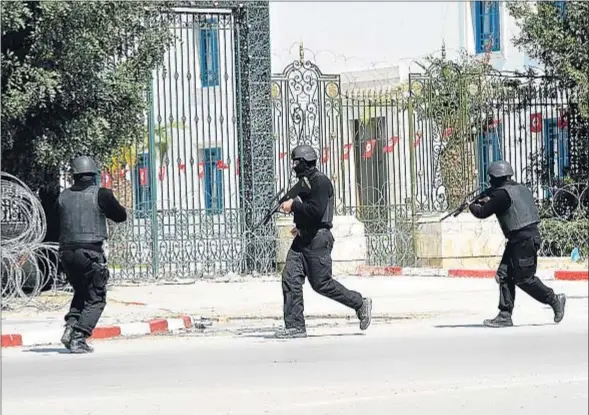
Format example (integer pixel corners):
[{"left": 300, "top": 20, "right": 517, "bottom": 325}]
[
  {"left": 342, "top": 144, "right": 353, "bottom": 160},
  {"left": 100, "top": 172, "right": 112, "bottom": 189},
  {"left": 530, "top": 113, "right": 542, "bottom": 133},
  {"left": 383, "top": 136, "right": 399, "bottom": 153},
  {"left": 138, "top": 167, "right": 149, "bottom": 187},
  {"left": 362, "top": 139, "right": 377, "bottom": 159},
  {"left": 320, "top": 147, "right": 330, "bottom": 164}
]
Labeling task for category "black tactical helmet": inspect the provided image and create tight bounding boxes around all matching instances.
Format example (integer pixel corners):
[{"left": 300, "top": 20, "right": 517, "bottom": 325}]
[
  {"left": 71, "top": 156, "right": 98, "bottom": 175},
  {"left": 291, "top": 144, "right": 317, "bottom": 162},
  {"left": 487, "top": 160, "right": 514, "bottom": 178}
]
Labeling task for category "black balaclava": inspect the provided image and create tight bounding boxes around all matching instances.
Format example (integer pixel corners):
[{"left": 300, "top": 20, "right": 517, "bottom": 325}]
[
  {"left": 73, "top": 174, "right": 96, "bottom": 186},
  {"left": 490, "top": 176, "right": 509, "bottom": 188},
  {"left": 293, "top": 159, "right": 316, "bottom": 178}
]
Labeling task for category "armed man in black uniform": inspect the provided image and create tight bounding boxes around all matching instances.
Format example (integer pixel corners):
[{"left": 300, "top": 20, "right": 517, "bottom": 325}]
[
  {"left": 57, "top": 156, "right": 127, "bottom": 353},
  {"left": 468, "top": 160, "right": 566, "bottom": 328},
  {"left": 276, "top": 145, "right": 372, "bottom": 339}
]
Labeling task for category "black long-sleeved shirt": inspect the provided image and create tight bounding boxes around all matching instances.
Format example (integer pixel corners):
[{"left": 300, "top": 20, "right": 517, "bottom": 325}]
[
  {"left": 56, "top": 179, "right": 127, "bottom": 251},
  {"left": 469, "top": 186, "right": 539, "bottom": 241},
  {"left": 291, "top": 169, "right": 333, "bottom": 230}
]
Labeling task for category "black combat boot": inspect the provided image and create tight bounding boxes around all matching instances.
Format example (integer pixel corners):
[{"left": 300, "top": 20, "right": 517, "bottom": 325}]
[
  {"left": 356, "top": 297, "right": 373, "bottom": 330},
  {"left": 69, "top": 330, "right": 94, "bottom": 354},
  {"left": 60, "top": 319, "right": 76, "bottom": 350},
  {"left": 551, "top": 293, "right": 566, "bottom": 323},
  {"left": 483, "top": 311, "right": 513, "bottom": 328},
  {"left": 274, "top": 327, "right": 307, "bottom": 339}
]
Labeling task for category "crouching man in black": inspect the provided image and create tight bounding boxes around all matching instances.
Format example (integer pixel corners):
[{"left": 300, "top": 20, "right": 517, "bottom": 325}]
[
  {"left": 57, "top": 156, "right": 127, "bottom": 353},
  {"left": 468, "top": 160, "right": 566, "bottom": 328},
  {"left": 276, "top": 144, "right": 372, "bottom": 339}
]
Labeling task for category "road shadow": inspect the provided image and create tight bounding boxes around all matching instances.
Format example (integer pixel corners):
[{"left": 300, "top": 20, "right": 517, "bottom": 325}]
[
  {"left": 23, "top": 347, "right": 71, "bottom": 354},
  {"left": 239, "top": 332, "right": 366, "bottom": 340},
  {"left": 435, "top": 322, "right": 555, "bottom": 329}
]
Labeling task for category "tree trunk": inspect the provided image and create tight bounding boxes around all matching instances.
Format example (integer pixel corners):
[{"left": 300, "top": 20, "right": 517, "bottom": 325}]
[{"left": 439, "top": 140, "right": 477, "bottom": 210}]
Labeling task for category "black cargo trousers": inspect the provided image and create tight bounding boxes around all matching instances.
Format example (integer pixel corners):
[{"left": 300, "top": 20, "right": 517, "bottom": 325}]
[
  {"left": 282, "top": 228, "right": 364, "bottom": 329},
  {"left": 496, "top": 234, "right": 557, "bottom": 314},
  {"left": 59, "top": 248, "right": 110, "bottom": 336}
]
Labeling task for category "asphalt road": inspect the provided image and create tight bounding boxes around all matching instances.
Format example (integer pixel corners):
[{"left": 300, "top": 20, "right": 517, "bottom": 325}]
[{"left": 2, "top": 316, "right": 588, "bottom": 415}]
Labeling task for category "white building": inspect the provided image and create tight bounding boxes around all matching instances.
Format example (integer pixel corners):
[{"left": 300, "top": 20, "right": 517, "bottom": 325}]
[
  {"left": 100, "top": 11, "right": 242, "bottom": 229},
  {"left": 269, "top": 1, "right": 549, "bottom": 78},
  {"left": 88, "top": 1, "right": 570, "bottom": 224},
  {"left": 269, "top": 1, "right": 571, "bottom": 212}
]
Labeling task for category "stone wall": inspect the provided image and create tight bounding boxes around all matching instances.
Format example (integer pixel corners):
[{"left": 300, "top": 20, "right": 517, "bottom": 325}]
[
  {"left": 276, "top": 215, "right": 367, "bottom": 276},
  {"left": 414, "top": 212, "right": 589, "bottom": 270}
]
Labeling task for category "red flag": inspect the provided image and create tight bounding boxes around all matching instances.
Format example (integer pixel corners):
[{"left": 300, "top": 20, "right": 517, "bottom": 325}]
[
  {"left": 362, "top": 139, "right": 377, "bottom": 159},
  {"left": 488, "top": 118, "right": 501, "bottom": 128},
  {"left": 216, "top": 160, "right": 229, "bottom": 170},
  {"left": 178, "top": 162, "right": 186, "bottom": 172},
  {"left": 530, "top": 113, "right": 542, "bottom": 133},
  {"left": 413, "top": 131, "right": 422, "bottom": 148},
  {"left": 198, "top": 162, "right": 205, "bottom": 179},
  {"left": 138, "top": 167, "right": 149, "bottom": 187},
  {"left": 342, "top": 144, "right": 353, "bottom": 160},
  {"left": 383, "top": 136, "right": 399, "bottom": 153},
  {"left": 442, "top": 128, "right": 454, "bottom": 138},
  {"left": 279, "top": 152, "right": 287, "bottom": 160},
  {"left": 320, "top": 147, "right": 330, "bottom": 164},
  {"left": 100, "top": 172, "right": 112, "bottom": 189},
  {"left": 158, "top": 166, "right": 166, "bottom": 181}
]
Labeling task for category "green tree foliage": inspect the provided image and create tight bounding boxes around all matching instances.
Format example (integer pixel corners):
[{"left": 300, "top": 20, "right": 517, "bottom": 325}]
[
  {"left": 507, "top": 1, "right": 588, "bottom": 115},
  {"left": 1, "top": 1, "right": 176, "bottom": 189},
  {"left": 409, "top": 51, "right": 501, "bottom": 208},
  {"left": 507, "top": 1, "right": 589, "bottom": 183}
]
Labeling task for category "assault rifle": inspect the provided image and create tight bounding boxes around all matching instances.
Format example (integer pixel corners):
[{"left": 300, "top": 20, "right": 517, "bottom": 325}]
[
  {"left": 439, "top": 187, "right": 491, "bottom": 222},
  {"left": 253, "top": 177, "right": 312, "bottom": 230}
]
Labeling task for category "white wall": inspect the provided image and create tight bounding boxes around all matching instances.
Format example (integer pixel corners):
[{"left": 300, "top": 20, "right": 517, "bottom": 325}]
[
  {"left": 147, "top": 12, "right": 241, "bottom": 216},
  {"left": 270, "top": 1, "right": 462, "bottom": 79},
  {"left": 457, "top": 1, "right": 541, "bottom": 72},
  {"left": 269, "top": 1, "right": 539, "bottom": 79},
  {"left": 269, "top": 0, "right": 563, "bottom": 217}
]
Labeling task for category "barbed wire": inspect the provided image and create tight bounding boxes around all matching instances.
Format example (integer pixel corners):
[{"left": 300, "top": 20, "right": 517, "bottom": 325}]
[
  {"left": 1, "top": 172, "right": 71, "bottom": 311},
  {"left": 272, "top": 43, "right": 462, "bottom": 93}
]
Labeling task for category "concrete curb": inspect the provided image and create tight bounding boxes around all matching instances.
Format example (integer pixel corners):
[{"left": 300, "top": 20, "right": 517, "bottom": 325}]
[
  {"left": 355, "top": 266, "right": 588, "bottom": 281},
  {"left": 1, "top": 315, "right": 200, "bottom": 349}
]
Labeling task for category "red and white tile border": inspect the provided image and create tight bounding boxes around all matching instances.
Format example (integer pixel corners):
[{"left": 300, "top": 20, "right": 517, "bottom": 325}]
[
  {"left": 1, "top": 316, "right": 197, "bottom": 348},
  {"left": 355, "top": 265, "right": 588, "bottom": 281},
  {"left": 3, "top": 268, "right": 586, "bottom": 348}
]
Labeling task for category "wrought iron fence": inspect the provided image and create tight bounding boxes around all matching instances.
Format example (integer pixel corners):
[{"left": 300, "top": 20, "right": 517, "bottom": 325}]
[
  {"left": 62, "top": 5, "right": 276, "bottom": 282},
  {"left": 271, "top": 58, "right": 587, "bottom": 266},
  {"left": 52, "top": 45, "right": 587, "bottom": 280},
  {"left": 271, "top": 60, "right": 418, "bottom": 266},
  {"left": 105, "top": 11, "right": 245, "bottom": 281},
  {"left": 408, "top": 70, "right": 587, "bottom": 259}
]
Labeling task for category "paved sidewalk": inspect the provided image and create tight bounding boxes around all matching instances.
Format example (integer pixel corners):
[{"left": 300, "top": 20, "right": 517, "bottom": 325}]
[
  {"left": 2, "top": 276, "right": 587, "bottom": 346},
  {"left": 107, "top": 276, "right": 589, "bottom": 321}
]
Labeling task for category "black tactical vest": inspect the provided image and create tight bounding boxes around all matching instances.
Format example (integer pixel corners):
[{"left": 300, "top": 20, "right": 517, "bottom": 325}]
[
  {"left": 294, "top": 170, "right": 334, "bottom": 230},
  {"left": 58, "top": 185, "right": 108, "bottom": 244},
  {"left": 496, "top": 182, "right": 540, "bottom": 238}
]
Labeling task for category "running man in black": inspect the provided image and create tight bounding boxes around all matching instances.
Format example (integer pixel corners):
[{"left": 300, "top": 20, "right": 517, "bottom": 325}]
[{"left": 275, "top": 145, "right": 372, "bottom": 338}]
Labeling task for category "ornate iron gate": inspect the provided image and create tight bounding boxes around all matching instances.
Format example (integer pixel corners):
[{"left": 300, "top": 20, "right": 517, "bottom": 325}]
[
  {"left": 271, "top": 53, "right": 417, "bottom": 267},
  {"left": 103, "top": 4, "right": 274, "bottom": 281}
]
